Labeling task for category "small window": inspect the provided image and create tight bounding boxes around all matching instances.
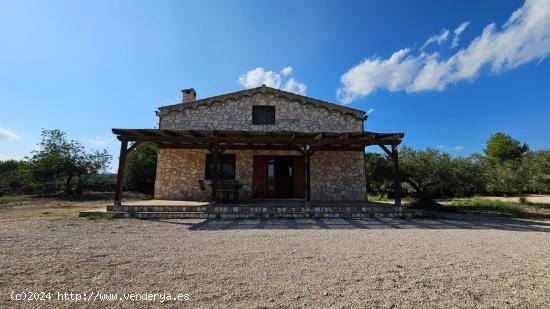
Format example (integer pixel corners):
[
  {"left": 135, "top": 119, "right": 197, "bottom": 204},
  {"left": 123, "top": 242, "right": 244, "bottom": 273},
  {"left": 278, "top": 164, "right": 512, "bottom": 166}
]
[
  {"left": 252, "top": 106, "right": 275, "bottom": 124},
  {"left": 205, "top": 154, "right": 236, "bottom": 180}
]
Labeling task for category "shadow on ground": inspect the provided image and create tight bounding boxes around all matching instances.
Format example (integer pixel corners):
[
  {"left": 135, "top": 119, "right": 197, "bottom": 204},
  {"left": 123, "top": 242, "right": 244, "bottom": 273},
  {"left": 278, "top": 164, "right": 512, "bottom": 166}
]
[{"left": 153, "top": 215, "right": 550, "bottom": 233}]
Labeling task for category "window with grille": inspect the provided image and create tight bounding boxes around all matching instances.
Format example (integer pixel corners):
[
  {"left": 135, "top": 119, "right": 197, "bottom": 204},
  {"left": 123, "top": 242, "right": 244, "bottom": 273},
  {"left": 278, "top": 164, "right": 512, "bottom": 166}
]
[
  {"left": 205, "top": 154, "right": 236, "bottom": 180},
  {"left": 252, "top": 106, "right": 275, "bottom": 124}
]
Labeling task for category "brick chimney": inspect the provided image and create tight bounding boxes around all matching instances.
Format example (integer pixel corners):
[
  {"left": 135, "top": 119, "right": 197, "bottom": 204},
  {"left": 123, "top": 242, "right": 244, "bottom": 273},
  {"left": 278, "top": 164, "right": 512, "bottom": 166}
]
[{"left": 182, "top": 88, "right": 196, "bottom": 103}]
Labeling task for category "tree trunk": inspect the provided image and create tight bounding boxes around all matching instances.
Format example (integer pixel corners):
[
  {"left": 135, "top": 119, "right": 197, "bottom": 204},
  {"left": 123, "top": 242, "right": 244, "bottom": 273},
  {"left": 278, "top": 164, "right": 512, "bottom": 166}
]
[
  {"left": 76, "top": 174, "right": 83, "bottom": 195},
  {"left": 64, "top": 175, "right": 73, "bottom": 195}
]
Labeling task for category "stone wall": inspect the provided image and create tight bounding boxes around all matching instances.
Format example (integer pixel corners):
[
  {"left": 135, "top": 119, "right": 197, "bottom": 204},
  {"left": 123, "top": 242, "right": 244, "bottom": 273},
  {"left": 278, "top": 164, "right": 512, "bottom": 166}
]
[
  {"left": 159, "top": 92, "right": 363, "bottom": 132},
  {"left": 311, "top": 151, "right": 366, "bottom": 200},
  {"left": 154, "top": 149, "right": 366, "bottom": 201}
]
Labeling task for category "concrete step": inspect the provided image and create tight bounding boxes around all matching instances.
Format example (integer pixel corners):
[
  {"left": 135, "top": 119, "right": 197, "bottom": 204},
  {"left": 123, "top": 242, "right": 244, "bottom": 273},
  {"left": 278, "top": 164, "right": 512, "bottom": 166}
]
[
  {"left": 134, "top": 212, "right": 215, "bottom": 219},
  {"left": 120, "top": 206, "right": 210, "bottom": 213},
  {"left": 131, "top": 210, "right": 424, "bottom": 219}
]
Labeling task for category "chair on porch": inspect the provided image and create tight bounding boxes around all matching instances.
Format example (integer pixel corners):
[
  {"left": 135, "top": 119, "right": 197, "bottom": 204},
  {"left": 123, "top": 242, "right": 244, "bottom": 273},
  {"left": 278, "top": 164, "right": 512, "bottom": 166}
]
[
  {"left": 198, "top": 180, "right": 209, "bottom": 202},
  {"left": 217, "top": 180, "right": 240, "bottom": 203}
]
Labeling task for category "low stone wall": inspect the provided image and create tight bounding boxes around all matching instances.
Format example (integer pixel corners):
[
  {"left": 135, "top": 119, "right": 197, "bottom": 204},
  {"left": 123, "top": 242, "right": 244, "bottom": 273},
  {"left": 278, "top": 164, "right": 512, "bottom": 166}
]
[{"left": 154, "top": 149, "right": 366, "bottom": 201}]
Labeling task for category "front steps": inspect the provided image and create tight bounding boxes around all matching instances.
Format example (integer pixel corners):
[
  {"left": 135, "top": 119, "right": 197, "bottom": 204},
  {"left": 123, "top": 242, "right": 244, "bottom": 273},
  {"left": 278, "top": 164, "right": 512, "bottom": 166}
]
[{"left": 116, "top": 204, "right": 424, "bottom": 220}]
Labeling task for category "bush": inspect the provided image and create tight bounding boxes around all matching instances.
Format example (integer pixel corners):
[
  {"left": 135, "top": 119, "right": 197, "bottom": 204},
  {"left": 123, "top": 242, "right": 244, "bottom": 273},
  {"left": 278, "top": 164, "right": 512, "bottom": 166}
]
[{"left": 125, "top": 143, "right": 158, "bottom": 194}]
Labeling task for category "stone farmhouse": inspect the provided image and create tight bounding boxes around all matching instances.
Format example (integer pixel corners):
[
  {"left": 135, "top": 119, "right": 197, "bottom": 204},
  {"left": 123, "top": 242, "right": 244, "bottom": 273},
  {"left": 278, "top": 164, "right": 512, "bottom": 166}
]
[{"left": 112, "top": 86, "right": 404, "bottom": 210}]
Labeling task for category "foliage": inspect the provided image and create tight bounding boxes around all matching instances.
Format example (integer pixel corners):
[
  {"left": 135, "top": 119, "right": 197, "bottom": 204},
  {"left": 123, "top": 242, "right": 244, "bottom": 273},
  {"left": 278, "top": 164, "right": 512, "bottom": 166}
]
[
  {"left": 522, "top": 150, "right": 550, "bottom": 194},
  {"left": 482, "top": 158, "right": 528, "bottom": 195},
  {"left": 396, "top": 147, "right": 484, "bottom": 198},
  {"left": 364, "top": 132, "right": 549, "bottom": 200},
  {"left": 364, "top": 153, "right": 392, "bottom": 195},
  {"left": 0, "top": 160, "right": 30, "bottom": 195},
  {"left": 125, "top": 143, "right": 158, "bottom": 194},
  {"left": 484, "top": 132, "right": 528, "bottom": 164},
  {"left": 26, "top": 129, "right": 111, "bottom": 195}
]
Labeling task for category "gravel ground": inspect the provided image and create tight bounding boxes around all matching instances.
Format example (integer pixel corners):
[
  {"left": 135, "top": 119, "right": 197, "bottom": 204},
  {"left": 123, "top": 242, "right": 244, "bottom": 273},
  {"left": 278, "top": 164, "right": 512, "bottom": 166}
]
[{"left": 1, "top": 217, "right": 549, "bottom": 308}]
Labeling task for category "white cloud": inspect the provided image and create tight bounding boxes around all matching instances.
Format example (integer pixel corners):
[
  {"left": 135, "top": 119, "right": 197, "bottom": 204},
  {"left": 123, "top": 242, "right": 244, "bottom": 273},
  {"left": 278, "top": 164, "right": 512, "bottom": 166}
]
[
  {"left": 238, "top": 66, "right": 307, "bottom": 95},
  {"left": 283, "top": 77, "right": 307, "bottom": 95},
  {"left": 366, "top": 108, "right": 374, "bottom": 115},
  {"left": 422, "top": 28, "right": 450, "bottom": 49},
  {"left": 435, "top": 145, "right": 464, "bottom": 151},
  {"left": 88, "top": 136, "right": 112, "bottom": 146},
  {"left": 338, "top": 0, "right": 550, "bottom": 102},
  {"left": 0, "top": 127, "right": 21, "bottom": 141},
  {"left": 281, "top": 66, "right": 293, "bottom": 76},
  {"left": 451, "top": 22, "right": 470, "bottom": 48},
  {"left": 337, "top": 48, "right": 420, "bottom": 103}
]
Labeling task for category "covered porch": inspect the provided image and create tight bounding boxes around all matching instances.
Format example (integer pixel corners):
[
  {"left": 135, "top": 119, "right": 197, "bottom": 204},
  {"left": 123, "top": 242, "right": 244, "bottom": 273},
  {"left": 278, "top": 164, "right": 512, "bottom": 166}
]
[{"left": 112, "top": 129, "right": 404, "bottom": 209}]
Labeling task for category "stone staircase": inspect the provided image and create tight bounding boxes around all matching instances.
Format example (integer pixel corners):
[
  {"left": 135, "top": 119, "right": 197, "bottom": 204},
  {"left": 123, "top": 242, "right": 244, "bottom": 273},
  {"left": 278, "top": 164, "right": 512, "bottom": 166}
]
[{"left": 116, "top": 200, "right": 424, "bottom": 219}]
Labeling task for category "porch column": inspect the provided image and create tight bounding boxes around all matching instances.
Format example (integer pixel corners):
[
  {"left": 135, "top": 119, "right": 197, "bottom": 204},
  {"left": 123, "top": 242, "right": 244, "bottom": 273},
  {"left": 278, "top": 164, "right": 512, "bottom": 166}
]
[
  {"left": 114, "top": 139, "right": 128, "bottom": 207},
  {"left": 209, "top": 146, "right": 223, "bottom": 203},
  {"left": 391, "top": 144, "right": 401, "bottom": 208},
  {"left": 302, "top": 146, "right": 314, "bottom": 205},
  {"left": 364, "top": 146, "right": 368, "bottom": 202}
]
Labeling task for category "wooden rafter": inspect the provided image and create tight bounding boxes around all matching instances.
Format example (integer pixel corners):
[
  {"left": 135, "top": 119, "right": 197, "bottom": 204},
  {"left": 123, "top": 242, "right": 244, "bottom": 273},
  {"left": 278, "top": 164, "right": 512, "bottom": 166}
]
[{"left": 112, "top": 129, "right": 404, "bottom": 150}]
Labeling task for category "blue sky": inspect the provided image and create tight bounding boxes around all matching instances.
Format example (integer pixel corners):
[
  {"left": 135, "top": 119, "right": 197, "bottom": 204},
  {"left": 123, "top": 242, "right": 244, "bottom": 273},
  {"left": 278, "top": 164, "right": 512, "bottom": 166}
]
[{"left": 1, "top": 0, "right": 549, "bottom": 171}]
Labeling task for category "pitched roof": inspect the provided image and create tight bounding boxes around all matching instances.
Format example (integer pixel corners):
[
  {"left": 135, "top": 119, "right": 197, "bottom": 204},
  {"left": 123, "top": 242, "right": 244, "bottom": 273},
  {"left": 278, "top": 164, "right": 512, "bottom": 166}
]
[{"left": 158, "top": 85, "right": 366, "bottom": 120}]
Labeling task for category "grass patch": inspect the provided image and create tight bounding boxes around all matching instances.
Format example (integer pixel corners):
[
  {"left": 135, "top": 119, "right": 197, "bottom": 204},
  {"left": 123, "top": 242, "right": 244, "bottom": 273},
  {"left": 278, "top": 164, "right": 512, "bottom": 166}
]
[
  {"left": 105, "top": 212, "right": 117, "bottom": 220},
  {"left": 0, "top": 195, "right": 31, "bottom": 204},
  {"left": 368, "top": 194, "right": 389, "bottom": 202},
  {"left": 451, "top": 196, "right": 531, "bottom": 218}
]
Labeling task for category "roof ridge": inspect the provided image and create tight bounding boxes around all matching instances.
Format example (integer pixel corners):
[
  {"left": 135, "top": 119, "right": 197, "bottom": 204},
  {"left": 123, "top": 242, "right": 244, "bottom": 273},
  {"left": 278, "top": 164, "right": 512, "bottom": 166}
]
[{"left": 158, "top": 86, "right": 366, "bottom": 119}]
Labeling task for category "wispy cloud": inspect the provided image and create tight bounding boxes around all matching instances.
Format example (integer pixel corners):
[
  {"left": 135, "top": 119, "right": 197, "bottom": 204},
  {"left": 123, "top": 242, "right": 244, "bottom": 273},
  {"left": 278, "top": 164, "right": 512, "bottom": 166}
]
[
  {"left": 366, "top": 108, "right": 374, "bottom": 115},
  {"left": 422, "top": 28, "right": 450, "bottom": 49},
  {"left": 337, "top": 0, "right": 550, "bottom": 103},
  {"left": 451, "top": 22, "right": 470, "bottom": 48},
  {"left": 435, "top": 145, "right": 464, "bottom": 152},
  {"left": 0, "top": 127, "right": 22, "bottom": 142},
  {"left": 238, "top": 66, "right": 307, "bottom": 95},
  {"left": 88, "top": 136, "right": 112, "bottom": 146}
]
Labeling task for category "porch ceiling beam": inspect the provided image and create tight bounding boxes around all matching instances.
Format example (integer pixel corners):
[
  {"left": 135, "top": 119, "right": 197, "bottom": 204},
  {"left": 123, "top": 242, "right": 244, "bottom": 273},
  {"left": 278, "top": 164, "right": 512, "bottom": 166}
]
[{"left": 157, "top": 143, "right": 364, "bottom": 151}]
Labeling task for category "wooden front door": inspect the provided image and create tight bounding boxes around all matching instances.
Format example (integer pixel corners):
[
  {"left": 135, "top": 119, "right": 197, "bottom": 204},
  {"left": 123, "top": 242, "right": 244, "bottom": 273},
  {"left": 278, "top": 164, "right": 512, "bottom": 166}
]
[{"left": 253, "top": 156, "right": 305, "bottom": 198}]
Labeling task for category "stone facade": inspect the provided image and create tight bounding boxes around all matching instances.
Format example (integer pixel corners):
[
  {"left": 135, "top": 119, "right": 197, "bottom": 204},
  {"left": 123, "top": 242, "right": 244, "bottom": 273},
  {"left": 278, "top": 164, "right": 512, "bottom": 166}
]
[
  {"left": 154, "top": 148, "right": 366, "bottom": 201},
  {"left": 159, "top": 91, "right": 363, "bottom": 132},
  {"left": 154, "top": 87, "right": 367, "bottom": 201}
]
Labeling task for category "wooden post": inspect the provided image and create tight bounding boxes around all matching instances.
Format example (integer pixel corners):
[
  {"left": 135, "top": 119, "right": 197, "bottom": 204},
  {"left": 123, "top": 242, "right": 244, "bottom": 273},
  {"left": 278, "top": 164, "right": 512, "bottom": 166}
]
[
  {"left": 210, "top": 147, "right": 222, "bottom": 203},
  {"left": 364, "top": 146, "right": 369, "bottom": 202},
  {"left": 391, "top": 144, "right": 401, "bottom": 208},
  {"left": 114, "top": 140, "right": 128, "bottom": 207},
  {"left": 305, "top": 151, "right": 311, "bottom": 203},
  {"left": 299, "top": 146, "right": 314, "bottom": 205}
]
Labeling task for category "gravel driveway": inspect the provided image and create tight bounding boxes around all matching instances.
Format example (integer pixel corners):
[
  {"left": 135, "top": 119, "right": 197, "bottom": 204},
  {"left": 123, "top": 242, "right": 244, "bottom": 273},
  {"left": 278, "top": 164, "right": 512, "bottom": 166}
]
[{"left": 1, "top": 217, "right": 549, "bottom": 308}]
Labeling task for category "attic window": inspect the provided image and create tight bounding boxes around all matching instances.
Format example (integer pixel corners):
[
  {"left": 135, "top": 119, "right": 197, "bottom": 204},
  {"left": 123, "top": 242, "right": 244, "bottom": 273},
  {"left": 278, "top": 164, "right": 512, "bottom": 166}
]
[{"left": 252, "top": 106, "right": 275, "bottom": 125}]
